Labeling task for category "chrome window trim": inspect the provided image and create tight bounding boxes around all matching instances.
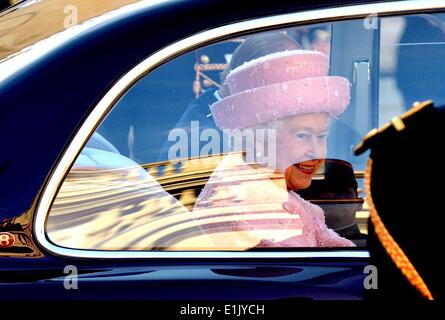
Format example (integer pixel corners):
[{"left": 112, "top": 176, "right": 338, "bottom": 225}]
[{"left": 34, "top": 0, "right": 444, "bottom": 259}]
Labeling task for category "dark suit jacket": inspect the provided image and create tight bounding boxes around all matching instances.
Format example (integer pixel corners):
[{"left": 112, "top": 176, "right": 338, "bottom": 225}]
[{"left": 158, "top": 89, "right": 222, "bottom": 161}]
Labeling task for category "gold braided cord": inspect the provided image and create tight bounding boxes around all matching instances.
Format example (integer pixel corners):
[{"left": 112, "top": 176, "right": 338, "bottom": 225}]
[{"left": 365, "top": 159, "right": 433, "bottom": 300}]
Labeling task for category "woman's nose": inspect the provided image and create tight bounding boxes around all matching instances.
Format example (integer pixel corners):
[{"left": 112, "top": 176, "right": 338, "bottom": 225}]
[{"left": 305, "top": 138, "right": 326, "bottom": 159}]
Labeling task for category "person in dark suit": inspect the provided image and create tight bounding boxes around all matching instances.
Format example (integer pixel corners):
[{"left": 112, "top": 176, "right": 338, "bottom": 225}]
[
  {"left": 159, "top": 32, "right": 301, "bottom": 161},
  {"left": 0, "top": 0, "right": 10, "bottom": 11},
  {"left": 396, "top": 15, "right": 445, "bottom": 109}
]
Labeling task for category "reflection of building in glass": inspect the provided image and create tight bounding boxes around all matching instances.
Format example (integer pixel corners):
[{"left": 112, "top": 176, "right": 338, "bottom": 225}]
[
  {"left": 47, "top": 162, "right": 215, "bottom": 251},
  {"left": 47, "top": 152, "right": 368, "bottom": 251}
]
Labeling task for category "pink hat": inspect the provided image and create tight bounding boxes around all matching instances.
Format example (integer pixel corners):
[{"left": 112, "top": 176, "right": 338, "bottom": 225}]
[{"left": 210, "top": 50, "right": 350, "bottom": 129}]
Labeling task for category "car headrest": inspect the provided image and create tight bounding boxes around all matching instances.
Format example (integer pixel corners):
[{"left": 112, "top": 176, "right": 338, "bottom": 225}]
[{"left": 297, "top": 158, "right": 358, "bottom": 200}]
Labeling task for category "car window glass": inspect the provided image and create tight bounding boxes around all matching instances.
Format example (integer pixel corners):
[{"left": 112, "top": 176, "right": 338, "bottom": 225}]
[{"left": 46, "top": 13, "right": 444, "bottom": 251}]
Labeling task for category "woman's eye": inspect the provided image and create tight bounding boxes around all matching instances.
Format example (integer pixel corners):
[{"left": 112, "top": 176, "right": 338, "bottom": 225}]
[
  {"left": 317, "top": 133, "right": 328, "bottom": 142},
  {"left": 296, "top": 132, "right": 310, "bottom": 139}
]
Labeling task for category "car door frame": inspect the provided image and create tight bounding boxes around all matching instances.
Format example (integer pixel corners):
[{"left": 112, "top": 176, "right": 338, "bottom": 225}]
[{"left": 31, "top": 0, "right": 445, "bottom": 260}]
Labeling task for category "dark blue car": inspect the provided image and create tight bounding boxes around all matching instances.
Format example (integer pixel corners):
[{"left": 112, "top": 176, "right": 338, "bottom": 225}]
[{"left": 1, "top": 0, "right": 444, "bottom": 301}]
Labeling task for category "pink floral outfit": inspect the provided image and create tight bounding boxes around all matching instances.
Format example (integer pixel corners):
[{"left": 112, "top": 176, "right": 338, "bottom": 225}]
[{"left": 192, "top": 153, "right": 354, "bottom": 249}]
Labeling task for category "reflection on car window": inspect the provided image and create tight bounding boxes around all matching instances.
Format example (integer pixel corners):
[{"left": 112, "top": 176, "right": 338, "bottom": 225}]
[
  {"left": 47, "top": 135, "right": 215, "bottom": 250},
  {"left": 47, "top": 12, "right": 445, "bottom": 251}
]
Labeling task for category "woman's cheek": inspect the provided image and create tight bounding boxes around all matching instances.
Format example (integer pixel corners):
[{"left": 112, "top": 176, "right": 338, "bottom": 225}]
[
  {"left": 275, "top": 150, "right": 289, "bottom": 172},
  {"left": 319, "top": 143, "right": 328, "bottom": 160},
  {"left": 276, "top": 138, "right": 307, "bottom": 167}
]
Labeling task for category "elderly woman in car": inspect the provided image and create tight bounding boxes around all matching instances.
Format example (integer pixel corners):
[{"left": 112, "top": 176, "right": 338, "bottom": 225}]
[{"left": 192, "top": 49, "right": 355, "bottom": 249}]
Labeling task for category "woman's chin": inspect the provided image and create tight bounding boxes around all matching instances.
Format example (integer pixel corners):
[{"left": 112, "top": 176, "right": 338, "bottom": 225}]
[
  {"left": 287, "top": 178, "right": 312, "bottom": 191},
  {"left": 297, "top": 182, "right": 312, "bottom": 190}
]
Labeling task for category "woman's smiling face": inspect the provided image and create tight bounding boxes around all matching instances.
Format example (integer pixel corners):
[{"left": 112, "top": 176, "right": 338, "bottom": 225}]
[{"left": 274, "top": 113, "right": 331, "bottom": 190}]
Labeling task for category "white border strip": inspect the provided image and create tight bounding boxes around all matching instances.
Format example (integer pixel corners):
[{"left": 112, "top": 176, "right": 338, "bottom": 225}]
[{"left": 34, "top": 0, "right": 445, "bottom": 259}]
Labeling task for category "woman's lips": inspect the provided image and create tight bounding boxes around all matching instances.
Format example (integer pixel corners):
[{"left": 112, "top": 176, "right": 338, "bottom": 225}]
[{"left": 294, "top": 163, "right": 316, "bottom": 175}]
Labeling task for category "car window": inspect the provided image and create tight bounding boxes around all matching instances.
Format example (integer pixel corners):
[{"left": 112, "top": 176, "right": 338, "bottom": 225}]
[{"left": 45, "top": 12, "right": 445, "bottom": 252}]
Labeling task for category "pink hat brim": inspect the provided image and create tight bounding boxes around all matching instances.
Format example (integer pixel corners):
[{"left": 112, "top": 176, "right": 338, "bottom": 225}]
[{"left": 211, "top": 76, "right": 350, "bottom": 129}]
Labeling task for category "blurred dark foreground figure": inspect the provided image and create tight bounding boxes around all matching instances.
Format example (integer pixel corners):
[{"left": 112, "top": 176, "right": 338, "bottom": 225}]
[
  {"left": 0, "top": 0, "right": 10, "bottom": 11},
  {"left": 356, "top": 100, "right": 445, "bottom": 300}
]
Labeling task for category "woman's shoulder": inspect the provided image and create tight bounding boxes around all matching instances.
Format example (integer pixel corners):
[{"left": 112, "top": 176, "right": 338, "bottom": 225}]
[{"left": 289, "top": 191, "right": 323, "bottom": 212}]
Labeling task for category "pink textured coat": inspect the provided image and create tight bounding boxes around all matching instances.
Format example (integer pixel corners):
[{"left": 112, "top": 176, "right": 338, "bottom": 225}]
[{"left": 192, "top": 153, "right": 354, "bottom": 249}]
